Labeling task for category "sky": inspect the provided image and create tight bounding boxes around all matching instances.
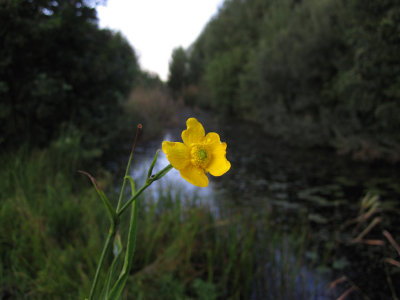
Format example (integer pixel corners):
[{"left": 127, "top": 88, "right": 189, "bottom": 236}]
[{"left": 97, "top": 0, "right": 224, "bottom": 81}]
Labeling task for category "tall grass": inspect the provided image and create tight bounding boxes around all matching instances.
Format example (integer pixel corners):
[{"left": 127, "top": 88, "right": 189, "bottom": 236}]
[
  {"left": 0, "top": 135, "right": 329, "bottom": 299},
  {"left": 128, "top": 193, "right": 257, "bottom": 299},
  {"left": 0, "top": 135, "right": 106, "bottom": 299}
]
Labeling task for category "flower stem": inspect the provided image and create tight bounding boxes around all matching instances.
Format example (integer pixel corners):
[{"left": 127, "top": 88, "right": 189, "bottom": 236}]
[
  {"left": 117, "top": 182, "right": 150, "bottom": 217},
  {"left": 116, "top": 124, "right": 142, "bottom": 212},
  {"left": 88, "top": 162, "right": 171, "bottom": 298},
  {"left": 88, "top": 222, "right": 116, "bottom": 300},
  {"left": 117, "top": 164, "right": 173, "bottom": 217}
]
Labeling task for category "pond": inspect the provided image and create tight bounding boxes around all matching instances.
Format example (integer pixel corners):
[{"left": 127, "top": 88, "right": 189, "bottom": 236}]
[{"left": 126, "top": 111, "right": 400, "bottom": 300}]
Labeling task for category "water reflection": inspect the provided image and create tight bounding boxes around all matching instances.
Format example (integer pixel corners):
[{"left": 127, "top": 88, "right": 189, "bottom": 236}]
[
  {"left": 130, "top": 132, "right": 218, "bottom": 212},
  {"left": 127, "top": 118, "right": 399, "bottom": 300}
]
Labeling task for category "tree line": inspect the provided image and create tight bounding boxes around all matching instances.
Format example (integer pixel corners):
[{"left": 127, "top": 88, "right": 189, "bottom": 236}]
[
  {"left": 168, "top": 0, "right": 400, "bottom": 161},
  {"left": 0, "top": 0, "right": 144, "bottom": 153}
]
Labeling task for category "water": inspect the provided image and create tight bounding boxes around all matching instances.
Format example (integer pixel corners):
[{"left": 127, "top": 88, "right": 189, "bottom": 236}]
[
  {"left": 125, "top": 114, "right": 400, "bottom": 299},
  {"left": 129, "top": 131, "right": 219, "bottom": 214}
]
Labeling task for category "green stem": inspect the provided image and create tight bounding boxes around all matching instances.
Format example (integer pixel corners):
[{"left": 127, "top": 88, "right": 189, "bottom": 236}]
[
  {"left": 89, "top": 163, "right": 171, "bottom": 298},
  {"left": 117, "top": 164, "right": 173, "bottom": 217},
  {"left": 117, "top": 182, "right": 151, "bottom": 217},
  {"left": 116, "top": 158, "right": 133, "bottom": 212},
  {"left": 116, "top": 125, "right": 141, "bottom": 211},
  {"left": 108, "top": 197, "right": 139, "bottom": 298},
  {"left": 88, "top": 222, "right": 116, "bottom": 300}
]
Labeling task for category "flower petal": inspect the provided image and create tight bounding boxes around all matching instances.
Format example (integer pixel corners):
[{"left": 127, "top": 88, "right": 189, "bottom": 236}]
[
  {"left": 179, "top": 165, "right": 209, "bottom": 187},
  {"left": 204, "top": 132, "right": 221, "bottom": 146},
  {"left": 182, "top": 118, "right": 205, "bottom": 146},
  {"left": 207, "top": 142, "right": 231, "bottom": 176},
  {"left": 162, "top": 141, "right": 190, "bottom": 170}
]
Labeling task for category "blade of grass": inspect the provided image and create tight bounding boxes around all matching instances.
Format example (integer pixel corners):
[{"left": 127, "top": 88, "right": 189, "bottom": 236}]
[
  {"left": 147, "top": 150, "right": 160, "bottom": 180},
  {"left": 78, "top": 170, "right": 115, "bottom": 224},
  {"left": 116, "top": 124, "right": 142, "bottom": 212},
  {"left": 384, "top": 258, "right": 400, "bottom": 268},
  {"left": 109, "top": 175, "right": 139, "bottom": 299},
  {"left": 101, "top": 233, "right": 123, "bottom": 299},
  {"left": 383, "top": 230, "right": 400, "bottom": 256},
  {"left": 88, "top": 223, "right": 116, "bottom": 299},
  {"left": 350, "top": 217, "right": 381, "bottom": 244}
]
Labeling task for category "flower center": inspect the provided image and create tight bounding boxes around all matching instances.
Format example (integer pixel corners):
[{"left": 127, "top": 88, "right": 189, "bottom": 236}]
[{"left": 191, "top": 145, "right": 211, "bottom": 168}]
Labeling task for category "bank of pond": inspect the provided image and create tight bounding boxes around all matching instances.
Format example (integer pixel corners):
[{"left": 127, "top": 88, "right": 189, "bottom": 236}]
[{"left": 0, "top": 117, "right": 399, "bottom": 299}]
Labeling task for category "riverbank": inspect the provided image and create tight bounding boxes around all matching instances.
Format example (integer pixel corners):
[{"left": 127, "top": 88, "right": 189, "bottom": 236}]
[
  {"left": 0, "top": 136, "right": 259, "bottom": 299},
  {"left": 124, "top": 109, "right": 400, "bottom": 299},
  {"left": 2, "top": 104, "right": 399, "bottom": 299}
]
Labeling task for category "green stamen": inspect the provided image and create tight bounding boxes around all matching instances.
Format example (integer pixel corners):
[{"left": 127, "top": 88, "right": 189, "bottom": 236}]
[{"left": 199, "top": 149, "right": 207, "bottom": 160}]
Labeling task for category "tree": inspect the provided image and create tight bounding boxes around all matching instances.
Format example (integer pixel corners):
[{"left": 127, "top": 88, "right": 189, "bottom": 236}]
[
  {"left": 167, "top": 47, "right": 189, "bottom": 96},
  {"left": 0, "top": 0, "right": 140, "bottom": 150},
  {"left": 176, "top": 0, "right": 400, "bottom": 159}
]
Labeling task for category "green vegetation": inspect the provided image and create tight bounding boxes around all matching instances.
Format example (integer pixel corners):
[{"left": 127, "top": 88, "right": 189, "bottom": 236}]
[
  {"left": 167, "top": 47, "right": 189, "bottom": 99},
  {"left": 0, "top": 135, "right": 327, "bottom": 299},
  {"left": 0, "top": 0, "right": 142, "bottom": 152},
  {"left": 1, "top": 0, "right": 399, "bottom": 298},
  {"left": 169, "top": 0, "right": 400, "bottom": 161},
  {"left": 0, "top": 134, "right": 102, "bottom": 299}
]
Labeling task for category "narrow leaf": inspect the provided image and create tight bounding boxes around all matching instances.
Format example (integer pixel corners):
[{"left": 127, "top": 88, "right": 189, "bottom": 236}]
[
  {"left": 383, "top": 230, "right": 400, "bottom": 256},
  {"left": 125, "top": 175, "right": 136, "bottom": 197},
  {"left": 151, "top": 164, "right": 173, "bottom": 182},
  {"left": 337, "top": 287, "right": 357, "bottom": 300},
  {"left": 384, "top": 258, "right": 400, "bottom": 268},
  {"left": 109, "top": 191, "right": 139, "bottom": 298},
  {"left": 116, "top": 124, "right": 142, "bottom": 212},
  {"left": 329, "top": 276, "right": 348, "bottom": 290},
  {"left": 101, "top": 233, "right": 123, "bottom": 299},
  {"left": 78, "top": 170, "right": 116, "bottom": 222},
  {"left": 350, "top": 217, "right": 381, "bottom": 243},
  {"left": 147, "top": 150, "right": 160, "bottom": 179}
]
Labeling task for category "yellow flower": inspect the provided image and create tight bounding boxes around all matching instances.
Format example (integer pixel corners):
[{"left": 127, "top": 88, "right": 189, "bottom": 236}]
[{"left": 162, "top": 118, "right": 231, "bottom": 187}]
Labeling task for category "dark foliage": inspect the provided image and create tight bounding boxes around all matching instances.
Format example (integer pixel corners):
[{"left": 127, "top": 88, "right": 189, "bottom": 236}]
[
  {"left": 0, "top": 0, "right": 140, "bottom": 152},
  {"left": 169, "top": 0, "right": 400, "bottom": 161},
  {"left": 167, "top": 47, "right": 189, "bottom": 97}
]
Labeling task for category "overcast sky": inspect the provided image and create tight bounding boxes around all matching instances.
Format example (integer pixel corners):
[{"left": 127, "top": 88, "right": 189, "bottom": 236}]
[{"left": 97, "top": 0, "right": 224, "bottom": 81}]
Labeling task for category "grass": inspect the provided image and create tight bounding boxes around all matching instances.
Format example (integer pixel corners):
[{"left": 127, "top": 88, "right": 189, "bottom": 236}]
[
  {"left": 0, "top": 135, "right": 332, "bottom": 299},
  {"left": 0, "top": 137, "right": 105, "bottom": 299}
]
